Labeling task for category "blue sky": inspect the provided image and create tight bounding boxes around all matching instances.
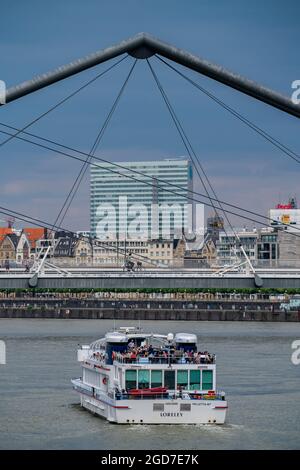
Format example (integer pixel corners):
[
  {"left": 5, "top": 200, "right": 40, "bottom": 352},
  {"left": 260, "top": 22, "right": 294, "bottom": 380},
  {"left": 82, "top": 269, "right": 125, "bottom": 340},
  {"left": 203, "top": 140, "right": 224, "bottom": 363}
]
[{"left": 0, "top": 0, "right": 299, "bottom": 230}]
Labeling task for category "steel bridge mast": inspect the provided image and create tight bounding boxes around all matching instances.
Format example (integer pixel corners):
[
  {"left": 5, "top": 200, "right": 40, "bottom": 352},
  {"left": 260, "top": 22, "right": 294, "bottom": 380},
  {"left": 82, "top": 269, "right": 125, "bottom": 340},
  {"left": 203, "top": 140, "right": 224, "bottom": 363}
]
[{"left": 2, "top": 32, "right": 300, "bottom": 119}]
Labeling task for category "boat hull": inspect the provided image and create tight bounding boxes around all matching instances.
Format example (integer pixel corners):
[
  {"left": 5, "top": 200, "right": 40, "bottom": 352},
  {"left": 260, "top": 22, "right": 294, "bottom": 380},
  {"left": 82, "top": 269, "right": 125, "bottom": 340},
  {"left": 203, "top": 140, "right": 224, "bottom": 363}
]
[{"left": 76, "top": 390, "right": 227, "bottom": 424}]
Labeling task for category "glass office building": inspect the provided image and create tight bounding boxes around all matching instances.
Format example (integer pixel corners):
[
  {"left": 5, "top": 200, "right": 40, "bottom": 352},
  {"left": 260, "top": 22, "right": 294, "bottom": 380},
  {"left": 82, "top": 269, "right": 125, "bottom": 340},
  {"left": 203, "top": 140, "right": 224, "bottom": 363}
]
[{"left": 90, "top": 159, "right": 193, "bottom": 240}]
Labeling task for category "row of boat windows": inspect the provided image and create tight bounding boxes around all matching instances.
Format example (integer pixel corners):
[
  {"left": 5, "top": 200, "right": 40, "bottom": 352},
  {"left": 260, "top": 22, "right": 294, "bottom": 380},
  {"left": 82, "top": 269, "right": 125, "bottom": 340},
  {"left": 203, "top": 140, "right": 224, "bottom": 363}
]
[
  {"left": 125, "top": 369, "right": 213, "bottom": 391},
  {"left": 153, "top": 403, "right": 191, "bottom": 412}
]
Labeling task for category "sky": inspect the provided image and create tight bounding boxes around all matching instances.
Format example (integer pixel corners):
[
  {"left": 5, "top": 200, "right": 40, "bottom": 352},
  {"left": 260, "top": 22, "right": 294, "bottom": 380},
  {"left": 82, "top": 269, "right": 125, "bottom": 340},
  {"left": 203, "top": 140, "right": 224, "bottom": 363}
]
[{"left": 0, "top": 0, "right": 299, "bottom": 231}]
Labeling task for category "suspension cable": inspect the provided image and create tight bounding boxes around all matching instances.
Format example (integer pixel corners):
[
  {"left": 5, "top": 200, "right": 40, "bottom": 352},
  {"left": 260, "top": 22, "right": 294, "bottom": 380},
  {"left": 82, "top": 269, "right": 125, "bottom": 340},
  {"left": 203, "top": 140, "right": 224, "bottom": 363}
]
[
  {"left": 146, "top": 59, "right": 222, "bottom": 225},
  {"left": 146, "top": 59, "right": 238, "bottom": 249},
  {"left": 154, "top": 55, "right": 300, "bottom": 265},
  {"left": 0, "top": 55, "right": 128, "bottom": 150},
  {"left": 54, "top": 59, "right": 137, "bottom": 228},
  {"left": 156, "top": 55, "right": 300, "bottom": 165},
  {"left": 0, "top": 120, "right": 288, "bottom": 230},
  {"left": 1, "top": 55, "right": 297, "bottom": 264},
  {"left": 0, "top": 56, "right": 297, "bottom": 238},
  {"left": 1, "top": 125, "right": 300, "bottom": 240}
]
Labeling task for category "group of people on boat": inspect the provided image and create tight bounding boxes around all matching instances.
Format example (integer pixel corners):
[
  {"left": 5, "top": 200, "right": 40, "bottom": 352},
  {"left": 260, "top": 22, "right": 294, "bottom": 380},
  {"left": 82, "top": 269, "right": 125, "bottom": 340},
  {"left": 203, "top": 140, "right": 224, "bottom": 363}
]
[
  {"left": 111, "top": 342, "right": 215, "bottom": 365},
  {"left": 89, "top": 339, "right": 215, "bottom": 365},
  {"left": 91, "top": 351, "right": 106, "bottom": 362}
]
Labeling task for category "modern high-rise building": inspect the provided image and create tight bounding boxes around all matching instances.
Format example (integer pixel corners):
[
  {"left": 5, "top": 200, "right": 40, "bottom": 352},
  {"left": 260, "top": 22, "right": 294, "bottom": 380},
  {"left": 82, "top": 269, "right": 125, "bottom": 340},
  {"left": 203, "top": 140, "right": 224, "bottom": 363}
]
[{"left": 90, "top": 158, "right": 193, "bottom": 240}]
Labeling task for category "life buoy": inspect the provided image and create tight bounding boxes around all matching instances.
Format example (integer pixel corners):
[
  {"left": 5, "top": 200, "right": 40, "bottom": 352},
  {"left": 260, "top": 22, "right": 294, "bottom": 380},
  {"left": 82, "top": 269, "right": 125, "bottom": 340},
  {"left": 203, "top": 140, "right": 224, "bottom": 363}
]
[{"left": 102, "top": 377, "right": 108, "bottom": 385}]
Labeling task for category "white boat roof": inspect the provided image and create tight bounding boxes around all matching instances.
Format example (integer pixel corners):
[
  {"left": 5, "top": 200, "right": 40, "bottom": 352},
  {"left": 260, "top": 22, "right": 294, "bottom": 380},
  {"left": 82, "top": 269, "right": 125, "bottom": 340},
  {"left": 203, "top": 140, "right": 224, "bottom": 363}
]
[
  {"left": 90, "top": 328, "right": 198, "bottom": 349},
  {"left": 175, "top": 333, "right": 197, "bottom": 343}
]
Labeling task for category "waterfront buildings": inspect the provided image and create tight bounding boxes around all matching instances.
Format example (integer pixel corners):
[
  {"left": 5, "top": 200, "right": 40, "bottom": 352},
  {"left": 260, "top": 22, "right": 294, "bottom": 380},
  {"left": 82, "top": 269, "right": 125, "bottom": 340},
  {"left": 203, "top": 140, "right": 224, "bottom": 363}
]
[
  {"left": 0, "top": 227, "right": 47, "bottom": 266},
  {"left": 92, "top": 237, "right": 185, "bottom": 267},
  {"left": 257, "top": 231, "right": 278, "bottom": 262},
  {"left": 276, "top": 230, "right": 300, "bottom": 265},
  {"left": 51, "top": 235, "right": 185, "bottom": 267},
  {"left": 216, "top": 229, "right": 258, "bottom": 265},
  {"left": 53, "top": 231, "right": 93, "bottom": 266},
  {"left": 206, "top": 215, "right": 224, "bottom": 244},
  {"left": 215, "top": 227, "right": 300, "bottom": 268},
  {"left": 90, "top": 158, "right": 193, "bottom": 241},
  {"left": 184, "top": 236, "right": 216, "bottom": 268},
  {"left": 1, "top": 195, "right": 299, "bottom": 269},
  {"left": 0, "top": 233, "right": 19, "bottom": 264}
]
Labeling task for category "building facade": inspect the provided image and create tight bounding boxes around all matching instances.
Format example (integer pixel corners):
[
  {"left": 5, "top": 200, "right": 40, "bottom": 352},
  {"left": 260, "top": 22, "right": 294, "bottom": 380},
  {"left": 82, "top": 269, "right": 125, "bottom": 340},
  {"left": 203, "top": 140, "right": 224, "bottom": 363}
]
[
  {"left": 90, "top": 159, "right": 193, "bottom": 241},
  {"left": 53, "top": 232, "right": 93, "bottom": 266},
  {"left": 257, "top": 231, "right": 278, "bottom": 263},
  {"left": 269, "top": 200, "right": 300, "bottom": 232},
  {"left": 0, "top": 227, "right": 46, "bottom": 266},
  {"left": 0, "top": 234, "right": 19, "bottom": 264},
  {"left": 92, "top": 238, "right": 185, "bottom": 267},
  {"left": 216, "top": 230, "right": 258, "bottom": 265},
  {"left": 216, "top": 228, "right": 299, "bottom": 267}
]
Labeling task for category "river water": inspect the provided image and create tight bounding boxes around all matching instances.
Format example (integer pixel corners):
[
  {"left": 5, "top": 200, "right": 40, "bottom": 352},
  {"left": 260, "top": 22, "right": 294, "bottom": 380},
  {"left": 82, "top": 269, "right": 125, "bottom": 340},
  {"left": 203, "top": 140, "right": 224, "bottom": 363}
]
[{"left": 0, "top": 319, "right": 299, "bottom": 450}]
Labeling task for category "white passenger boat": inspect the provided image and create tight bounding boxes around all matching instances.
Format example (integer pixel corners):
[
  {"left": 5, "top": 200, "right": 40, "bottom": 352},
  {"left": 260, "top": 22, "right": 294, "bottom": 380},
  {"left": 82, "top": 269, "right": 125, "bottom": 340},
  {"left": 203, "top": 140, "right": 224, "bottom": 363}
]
[{"left": 72, "top": 327, "right": 227, "bottom": 424}]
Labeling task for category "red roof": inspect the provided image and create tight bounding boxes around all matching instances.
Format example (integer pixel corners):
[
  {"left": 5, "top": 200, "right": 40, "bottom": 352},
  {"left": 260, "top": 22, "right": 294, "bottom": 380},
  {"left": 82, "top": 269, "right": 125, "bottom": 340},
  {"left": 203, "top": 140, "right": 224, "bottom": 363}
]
[
  {"left": 23, "top": 227, "right": 45, "bottom": 248},
  {"left": 0, "top": 227, "right": 13, "bottom": 244}
]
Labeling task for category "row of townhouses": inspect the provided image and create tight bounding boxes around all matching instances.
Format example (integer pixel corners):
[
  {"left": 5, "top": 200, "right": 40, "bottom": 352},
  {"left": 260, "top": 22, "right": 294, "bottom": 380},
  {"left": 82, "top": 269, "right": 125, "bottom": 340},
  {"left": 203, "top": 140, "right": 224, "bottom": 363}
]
[
  {"left": 1, "top": 195, "right": 299, "bottom": 269},
  {"left": 1, "top": 224, "right": 299, "bottom": 269},
  {"left": 0, "top": 227, "right": 47, "bottom": 266},
  {"left": 53, "top": 232, "right": 186, "bottom": 267}
]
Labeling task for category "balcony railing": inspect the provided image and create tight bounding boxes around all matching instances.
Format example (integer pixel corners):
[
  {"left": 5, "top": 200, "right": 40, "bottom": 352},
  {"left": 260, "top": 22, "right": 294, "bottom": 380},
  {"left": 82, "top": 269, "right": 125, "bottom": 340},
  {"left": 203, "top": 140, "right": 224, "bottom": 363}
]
[
  {"left": 113, "top": 353, "right": 215, "bottom": 365},
  {"left": 115, "top": 390, "right": 224, "bottom": 401}
]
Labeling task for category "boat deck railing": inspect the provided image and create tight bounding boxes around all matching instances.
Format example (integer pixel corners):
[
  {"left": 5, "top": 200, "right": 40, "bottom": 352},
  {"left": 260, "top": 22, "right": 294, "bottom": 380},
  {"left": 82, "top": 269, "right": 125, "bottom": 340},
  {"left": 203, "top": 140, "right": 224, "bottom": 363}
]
[
  {"left": 113, "top": 353, "right": 215, "bottom": 365},
  {"left": 115, "top": 391, "right": 224, "bottom": 401},
  {"left": 87, "top": 351, "right": 215, "bottom": 366}
]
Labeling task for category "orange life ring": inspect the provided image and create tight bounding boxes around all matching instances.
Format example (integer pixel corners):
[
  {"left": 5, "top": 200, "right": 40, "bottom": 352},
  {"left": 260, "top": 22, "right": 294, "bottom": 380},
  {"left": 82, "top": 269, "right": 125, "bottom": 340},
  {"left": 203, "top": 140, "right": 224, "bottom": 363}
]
[{"left": 102, "top": 377, "right": 107, "bottom": 385}]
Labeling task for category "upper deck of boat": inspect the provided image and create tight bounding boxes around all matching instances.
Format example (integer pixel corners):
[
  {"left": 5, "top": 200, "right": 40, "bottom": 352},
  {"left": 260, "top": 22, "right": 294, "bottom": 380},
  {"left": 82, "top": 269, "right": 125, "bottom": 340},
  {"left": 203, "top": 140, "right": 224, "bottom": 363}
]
[
  {"left": 88, "top": 346, "right": 215, "bottom": 367},
  {"left": 85, "top": 328, "right": 216, "bottom": 368}
]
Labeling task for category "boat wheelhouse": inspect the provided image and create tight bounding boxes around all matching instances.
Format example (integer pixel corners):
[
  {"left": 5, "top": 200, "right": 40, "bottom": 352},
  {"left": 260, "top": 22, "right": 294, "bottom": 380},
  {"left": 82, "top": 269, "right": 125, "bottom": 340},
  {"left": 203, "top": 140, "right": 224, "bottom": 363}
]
[{"left": 72, "top": 327, "right": 227, "bottom": 424}]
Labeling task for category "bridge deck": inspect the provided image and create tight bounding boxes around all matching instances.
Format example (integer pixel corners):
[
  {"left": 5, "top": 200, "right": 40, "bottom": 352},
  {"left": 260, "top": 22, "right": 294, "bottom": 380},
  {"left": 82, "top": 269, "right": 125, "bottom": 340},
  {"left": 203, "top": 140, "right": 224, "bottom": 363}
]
[{"left": 0, "top": 269, "right": 300, "bottom": 289}]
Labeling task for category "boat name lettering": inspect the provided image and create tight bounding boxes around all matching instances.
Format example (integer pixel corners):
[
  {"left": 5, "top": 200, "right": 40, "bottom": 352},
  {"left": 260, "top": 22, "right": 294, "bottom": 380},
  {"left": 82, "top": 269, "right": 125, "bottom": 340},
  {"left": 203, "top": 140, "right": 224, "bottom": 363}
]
[
  {"left": 192, "top": 402, "right": 211, "bottom": 406},
  {"left": 160, "top": 412, "right": 183, "bottom": 417}
]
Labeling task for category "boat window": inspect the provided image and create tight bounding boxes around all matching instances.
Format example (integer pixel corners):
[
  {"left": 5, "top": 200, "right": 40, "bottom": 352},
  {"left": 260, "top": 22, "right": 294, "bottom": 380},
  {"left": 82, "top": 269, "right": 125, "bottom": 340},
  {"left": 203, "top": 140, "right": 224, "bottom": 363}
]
[
  {"left": 138, "top": 370, "right": 150, "bottom": 389},
  {"left": 151, "top": 370, "right": 162, "bottom": 387},
  {"left": 153, "top": 403, "right": 164, "bottom": 412},
  {"left": 180, "top": 403, "right": 191, "bottom": 412},
  {"left": 177, "top": 370, "right": 188, "bottom": 389},
  {"left": 164, "top": 370, "right": 175, "bottom": 390},
  {"left": 202, "top": 370, "right": 213, "bottom": 390},
  {"left": 125, "top": 369, "right": 137, "bottom": 390},
  {"left": 189, "top": 370, "right": 201, "bottom": 390}
]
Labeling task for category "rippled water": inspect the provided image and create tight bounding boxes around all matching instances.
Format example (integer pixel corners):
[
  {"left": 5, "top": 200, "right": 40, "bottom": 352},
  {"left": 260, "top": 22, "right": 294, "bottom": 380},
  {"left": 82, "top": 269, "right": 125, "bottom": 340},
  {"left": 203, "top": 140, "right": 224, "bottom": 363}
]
[{"left": 0, "top": 319, "right": 299, "bottom": 449}]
